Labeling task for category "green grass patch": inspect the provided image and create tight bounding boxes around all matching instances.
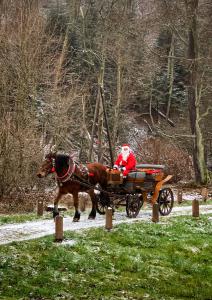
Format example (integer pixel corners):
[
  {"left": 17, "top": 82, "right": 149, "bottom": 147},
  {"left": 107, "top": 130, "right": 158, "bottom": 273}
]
[
  {"left": 0, "top": 210, "right": 76, "bottom": 225},
  {"left": 0, "top": 213, "right": 52, "bottom": 225},
  {"left": 0, "top": 215, "right": 211, "bottom": 299}
]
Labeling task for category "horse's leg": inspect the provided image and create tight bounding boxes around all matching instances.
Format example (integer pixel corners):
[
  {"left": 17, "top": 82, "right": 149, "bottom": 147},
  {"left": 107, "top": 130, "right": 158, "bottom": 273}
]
[
  {"left": 73, "top": 192, "right": 80, "bottom": 222},
  {"left": 88, "top": 189, "right": 96, "bottom": 219},
  {"left": 53, "top": 191, "right": 62, "bottom": 218}
]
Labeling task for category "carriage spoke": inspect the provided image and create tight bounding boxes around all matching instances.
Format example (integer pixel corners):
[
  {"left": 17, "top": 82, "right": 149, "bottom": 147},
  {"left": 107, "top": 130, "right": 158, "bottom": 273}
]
[
  {"left": 158, "top": 188, "right": 174, "bottom": 216},
  {"left": 126, "top": 194, "right": 143, "bottom": 218},
  {"left": 96, "top": 192, "right": 110, "bottom": 215}
]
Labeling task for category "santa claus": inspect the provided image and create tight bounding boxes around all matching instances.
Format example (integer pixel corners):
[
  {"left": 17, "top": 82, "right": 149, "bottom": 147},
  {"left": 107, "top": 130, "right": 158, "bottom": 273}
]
[{"left": 113, "top": 144, "right": 136, "bottom": 177}]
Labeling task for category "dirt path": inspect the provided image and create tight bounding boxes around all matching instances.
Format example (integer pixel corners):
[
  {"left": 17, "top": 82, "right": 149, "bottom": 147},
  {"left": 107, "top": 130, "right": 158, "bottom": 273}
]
[{"left": 0, "top": 205, "right": 211, "bottom": 245}]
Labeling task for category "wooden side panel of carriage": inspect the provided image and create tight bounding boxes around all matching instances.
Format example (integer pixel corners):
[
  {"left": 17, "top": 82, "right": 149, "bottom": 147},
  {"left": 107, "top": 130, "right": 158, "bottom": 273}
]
[
  {"left": 106, "top": 169, "right": 123, "bottom": 185},
  {"left": 127, "top": 173, "right": 173, "bottom": 204}
]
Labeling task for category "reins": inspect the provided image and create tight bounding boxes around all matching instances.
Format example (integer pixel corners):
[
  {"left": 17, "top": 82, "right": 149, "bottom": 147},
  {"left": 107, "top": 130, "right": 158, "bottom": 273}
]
[{"left": 70, "top": 173, "right": 113, "bottom": 195}]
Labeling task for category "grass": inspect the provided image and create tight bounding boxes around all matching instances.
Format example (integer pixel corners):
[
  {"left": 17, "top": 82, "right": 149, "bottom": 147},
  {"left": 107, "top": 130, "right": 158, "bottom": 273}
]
[
  {"left": 0, "top": 213, "right": 52, "bottom": 225},
  {"left": 0, "top": 215, "right": 211, "bottom": 300}
]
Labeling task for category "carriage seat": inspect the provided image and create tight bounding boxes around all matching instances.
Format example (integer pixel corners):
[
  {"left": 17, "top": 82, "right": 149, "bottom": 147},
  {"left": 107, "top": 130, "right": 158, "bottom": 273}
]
[
  {"left": 136, "top": 164, "right": 165, "bottom": 170},
  {"left": 127, "top": 171, "right": 146, "bottom": 180},
  {"left": 127, "top": 165, "right": 164, "bottom": 183}
]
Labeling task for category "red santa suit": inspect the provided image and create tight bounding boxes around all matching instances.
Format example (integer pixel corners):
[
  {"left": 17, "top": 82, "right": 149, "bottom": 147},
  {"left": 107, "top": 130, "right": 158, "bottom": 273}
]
[{"left": 113, "top": 144, "right": 136, "bottom": 177}]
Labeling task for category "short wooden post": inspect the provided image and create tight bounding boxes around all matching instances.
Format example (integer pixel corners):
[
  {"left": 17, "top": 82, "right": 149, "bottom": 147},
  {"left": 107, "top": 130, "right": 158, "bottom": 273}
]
[
  {"left": 177, "top": 188, "right": 183, "bottom": 204},
  {"left": 105, "top": 207, "right": 113, "bottom": 231},
  {"left": 201, "top": 187, "right": 208, "bottom": 202},
  {"left": 152, "top": 203, "right": 159, "bottom": 223},
  {"left": 192, "top": 199, "right": 199, "bottom": 217},
  {"left": 55, "top": 215, "right": 63, "bottom": 242},
  {"left": 37, "top": 199, "right": 44, "bottom": 216}
]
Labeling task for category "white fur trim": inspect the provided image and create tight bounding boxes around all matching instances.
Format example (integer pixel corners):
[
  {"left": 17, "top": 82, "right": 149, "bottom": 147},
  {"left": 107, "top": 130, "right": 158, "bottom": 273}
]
[{"left": 122, "top": 150, "right": 130, "bottom": 161}]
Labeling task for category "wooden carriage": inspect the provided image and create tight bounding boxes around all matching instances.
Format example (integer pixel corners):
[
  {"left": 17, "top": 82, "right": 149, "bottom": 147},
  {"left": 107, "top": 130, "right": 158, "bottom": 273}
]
[{"left": 96, "top": 164, "right": 174, "bottom": 218}]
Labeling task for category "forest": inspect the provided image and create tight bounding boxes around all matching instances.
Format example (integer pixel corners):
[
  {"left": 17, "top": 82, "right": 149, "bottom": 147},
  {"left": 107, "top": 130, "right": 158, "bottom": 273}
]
[{"left": 0, "top": 0, "right": 212, "bottom": 201}]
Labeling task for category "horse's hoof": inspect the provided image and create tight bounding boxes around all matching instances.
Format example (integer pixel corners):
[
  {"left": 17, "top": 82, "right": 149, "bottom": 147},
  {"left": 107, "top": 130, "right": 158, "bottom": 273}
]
[
  {"left": 88, "top": 216, "right": 95, "bottom": 220},
  {"left": 73, "top": 218, "right": 80, "bottom": 222}
]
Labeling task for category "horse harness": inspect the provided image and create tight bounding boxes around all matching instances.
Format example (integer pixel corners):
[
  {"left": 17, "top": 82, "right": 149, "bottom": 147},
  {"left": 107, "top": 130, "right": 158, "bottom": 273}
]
[
  {"left": 52, "top": 156, "right": 99, "bottom": 190},
  {"left": 50, "top": 156, "right": 126, "bottom": 196}
]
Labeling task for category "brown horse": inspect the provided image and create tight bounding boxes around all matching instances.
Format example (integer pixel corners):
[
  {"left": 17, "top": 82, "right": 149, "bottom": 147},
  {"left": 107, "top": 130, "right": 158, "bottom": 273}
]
[{"left": 37, "top": 153, "right": 108, "bottom": 221}]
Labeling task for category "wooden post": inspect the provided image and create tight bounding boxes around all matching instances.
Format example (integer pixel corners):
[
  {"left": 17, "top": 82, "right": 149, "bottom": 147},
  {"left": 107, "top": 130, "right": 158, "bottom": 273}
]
[
  {"left": 152, "top": 203, "right": 159, "bottom": 223},
  {"left": 105, "top": 207, "right": 113, "bottom": 231},
  {"left": 201, "top": 187, "right": 208, "bottom": 202},
  {"left": 37, "top": 199, "right": 43, "bottom": 216},
  {"left": 55, "top": 215, "right": 63, "bottom": 242},
  {"left": 192, "top": 199, "right": 199, "bottom": 217},
  {"left": 177, "top": 188, "right": 183, "bottom": 204}
]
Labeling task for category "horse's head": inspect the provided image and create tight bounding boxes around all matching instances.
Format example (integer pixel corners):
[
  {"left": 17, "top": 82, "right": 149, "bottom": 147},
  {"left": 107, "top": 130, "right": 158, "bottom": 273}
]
[{"left": 37, "top": 153, "right": 56, "bottom": 178}]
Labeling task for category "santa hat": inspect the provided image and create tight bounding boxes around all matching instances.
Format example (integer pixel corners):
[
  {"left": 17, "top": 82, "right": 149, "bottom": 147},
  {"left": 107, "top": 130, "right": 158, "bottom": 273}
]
[{"left": 122, "top": 144, "right": 130, "bottom": 149}]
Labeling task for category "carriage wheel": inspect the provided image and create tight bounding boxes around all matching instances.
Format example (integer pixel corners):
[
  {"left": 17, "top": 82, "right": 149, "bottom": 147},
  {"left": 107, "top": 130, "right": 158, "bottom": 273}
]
[
  {"left": 95, "top": 192, "right": 111, "bottom": 215},
  {"left": 126, "top": 194, "right": 143, "bottom": 218},
  {"left": 157, "top": 188, "right": 174, "bottom": 216}
]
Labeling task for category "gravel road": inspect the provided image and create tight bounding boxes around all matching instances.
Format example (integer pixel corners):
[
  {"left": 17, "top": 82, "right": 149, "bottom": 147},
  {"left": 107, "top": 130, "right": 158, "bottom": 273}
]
[{"left": 0, "top": 205, "right": 211, "bottom": 245}]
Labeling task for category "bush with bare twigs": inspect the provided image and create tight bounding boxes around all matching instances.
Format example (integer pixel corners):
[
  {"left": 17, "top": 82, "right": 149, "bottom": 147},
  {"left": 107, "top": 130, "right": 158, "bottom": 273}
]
[{"left": 135, "top": 137, "right": 193, "bottom": 182}]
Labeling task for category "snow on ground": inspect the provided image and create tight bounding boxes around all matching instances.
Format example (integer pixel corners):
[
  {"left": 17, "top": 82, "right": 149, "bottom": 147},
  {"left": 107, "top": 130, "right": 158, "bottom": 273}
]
[
  {"left": 172, "top": 189, "right": 203, "bottom": 201},
  {"left": 0, "top": 205, "right": 212, "bottom": 245}
]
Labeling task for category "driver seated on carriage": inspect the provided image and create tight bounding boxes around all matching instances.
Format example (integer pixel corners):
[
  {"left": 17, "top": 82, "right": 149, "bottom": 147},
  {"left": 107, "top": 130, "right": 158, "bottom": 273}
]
[{"left": 113, "top": 144, "right": 136, "bottom": 178}]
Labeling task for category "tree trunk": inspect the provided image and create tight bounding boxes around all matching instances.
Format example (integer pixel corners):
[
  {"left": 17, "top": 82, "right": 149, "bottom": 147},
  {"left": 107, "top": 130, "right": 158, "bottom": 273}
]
[
  {"left": 166, "top": 33, "right": 175, "bottom": 119},
  {"left": 97, "top": 58, "right": 105, "bottom": 163},
  {"left": 186, "top": 0, "right": 209, "bottom": 184},
  {"left": 112, "top": 52, "right": 122, "bottom": 146},
  {"left": 88, "top": 89, "right": 100, "bottom": 162}
]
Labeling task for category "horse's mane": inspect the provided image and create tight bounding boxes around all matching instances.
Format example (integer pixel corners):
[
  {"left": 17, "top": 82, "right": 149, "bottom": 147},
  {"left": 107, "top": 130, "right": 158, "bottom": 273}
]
[{"left": 46, "top": 152, "right": 72, "bottom": 173}]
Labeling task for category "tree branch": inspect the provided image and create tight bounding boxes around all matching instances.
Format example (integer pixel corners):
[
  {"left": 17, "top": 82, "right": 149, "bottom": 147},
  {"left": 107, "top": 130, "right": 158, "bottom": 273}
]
[{"left": 200, "top": 106, "right": 212, "bottom": 120}]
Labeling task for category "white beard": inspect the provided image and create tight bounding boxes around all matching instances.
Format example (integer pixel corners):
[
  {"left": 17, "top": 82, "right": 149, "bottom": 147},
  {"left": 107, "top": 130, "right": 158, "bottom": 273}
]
[{"left": 122, "top": 150, "right": 130, "bottom": 161}]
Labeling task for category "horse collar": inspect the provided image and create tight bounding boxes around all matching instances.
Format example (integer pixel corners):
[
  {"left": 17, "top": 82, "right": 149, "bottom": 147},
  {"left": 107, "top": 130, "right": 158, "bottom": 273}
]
[{"left": 56, "top": 157, "right": 76, "bottom": 183}]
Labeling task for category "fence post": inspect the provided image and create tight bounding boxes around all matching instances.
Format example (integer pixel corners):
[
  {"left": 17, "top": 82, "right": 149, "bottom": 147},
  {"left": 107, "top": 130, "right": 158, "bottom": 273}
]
[
  {"left": 55, "top": 215, "right": 63, "bottom": 242},
  {"left": 105, "top": 207, "right": 113, "bottom": 231},
  {"left": 192, "top": 199, "right": 199, "bottom": 217},
  {"left": 152, "top": 203, "right": 159, "bottom": 223},
  {"left": 37, "top": 199, "right": 44, "bottom": 216},
  {"left": 201, "top": 187, "right": 208, "bottom": 202},
  {"left": 177, "top": 188, "right": 183, "bottom": 204}
]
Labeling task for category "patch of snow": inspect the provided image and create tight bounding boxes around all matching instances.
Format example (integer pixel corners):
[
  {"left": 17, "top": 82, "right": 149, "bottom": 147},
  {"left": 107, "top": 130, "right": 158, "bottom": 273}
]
[
  {"left": 58, "top": 240, "right": 77, "bottom": 247},
  {"left": 172, "top": 190, "right": 204, "bottom": 201}
]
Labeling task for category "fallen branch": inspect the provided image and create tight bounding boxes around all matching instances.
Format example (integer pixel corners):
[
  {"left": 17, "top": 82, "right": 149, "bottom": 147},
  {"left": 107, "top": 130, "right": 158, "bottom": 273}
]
[{"left": 152, "top": 107, "right": 175, "bottom": 127}]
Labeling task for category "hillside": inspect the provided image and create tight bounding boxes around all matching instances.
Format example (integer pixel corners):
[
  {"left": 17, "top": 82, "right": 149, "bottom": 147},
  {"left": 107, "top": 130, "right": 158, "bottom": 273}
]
[{"left": 0, "top": 0, "right": 211, "bottom": 200}]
